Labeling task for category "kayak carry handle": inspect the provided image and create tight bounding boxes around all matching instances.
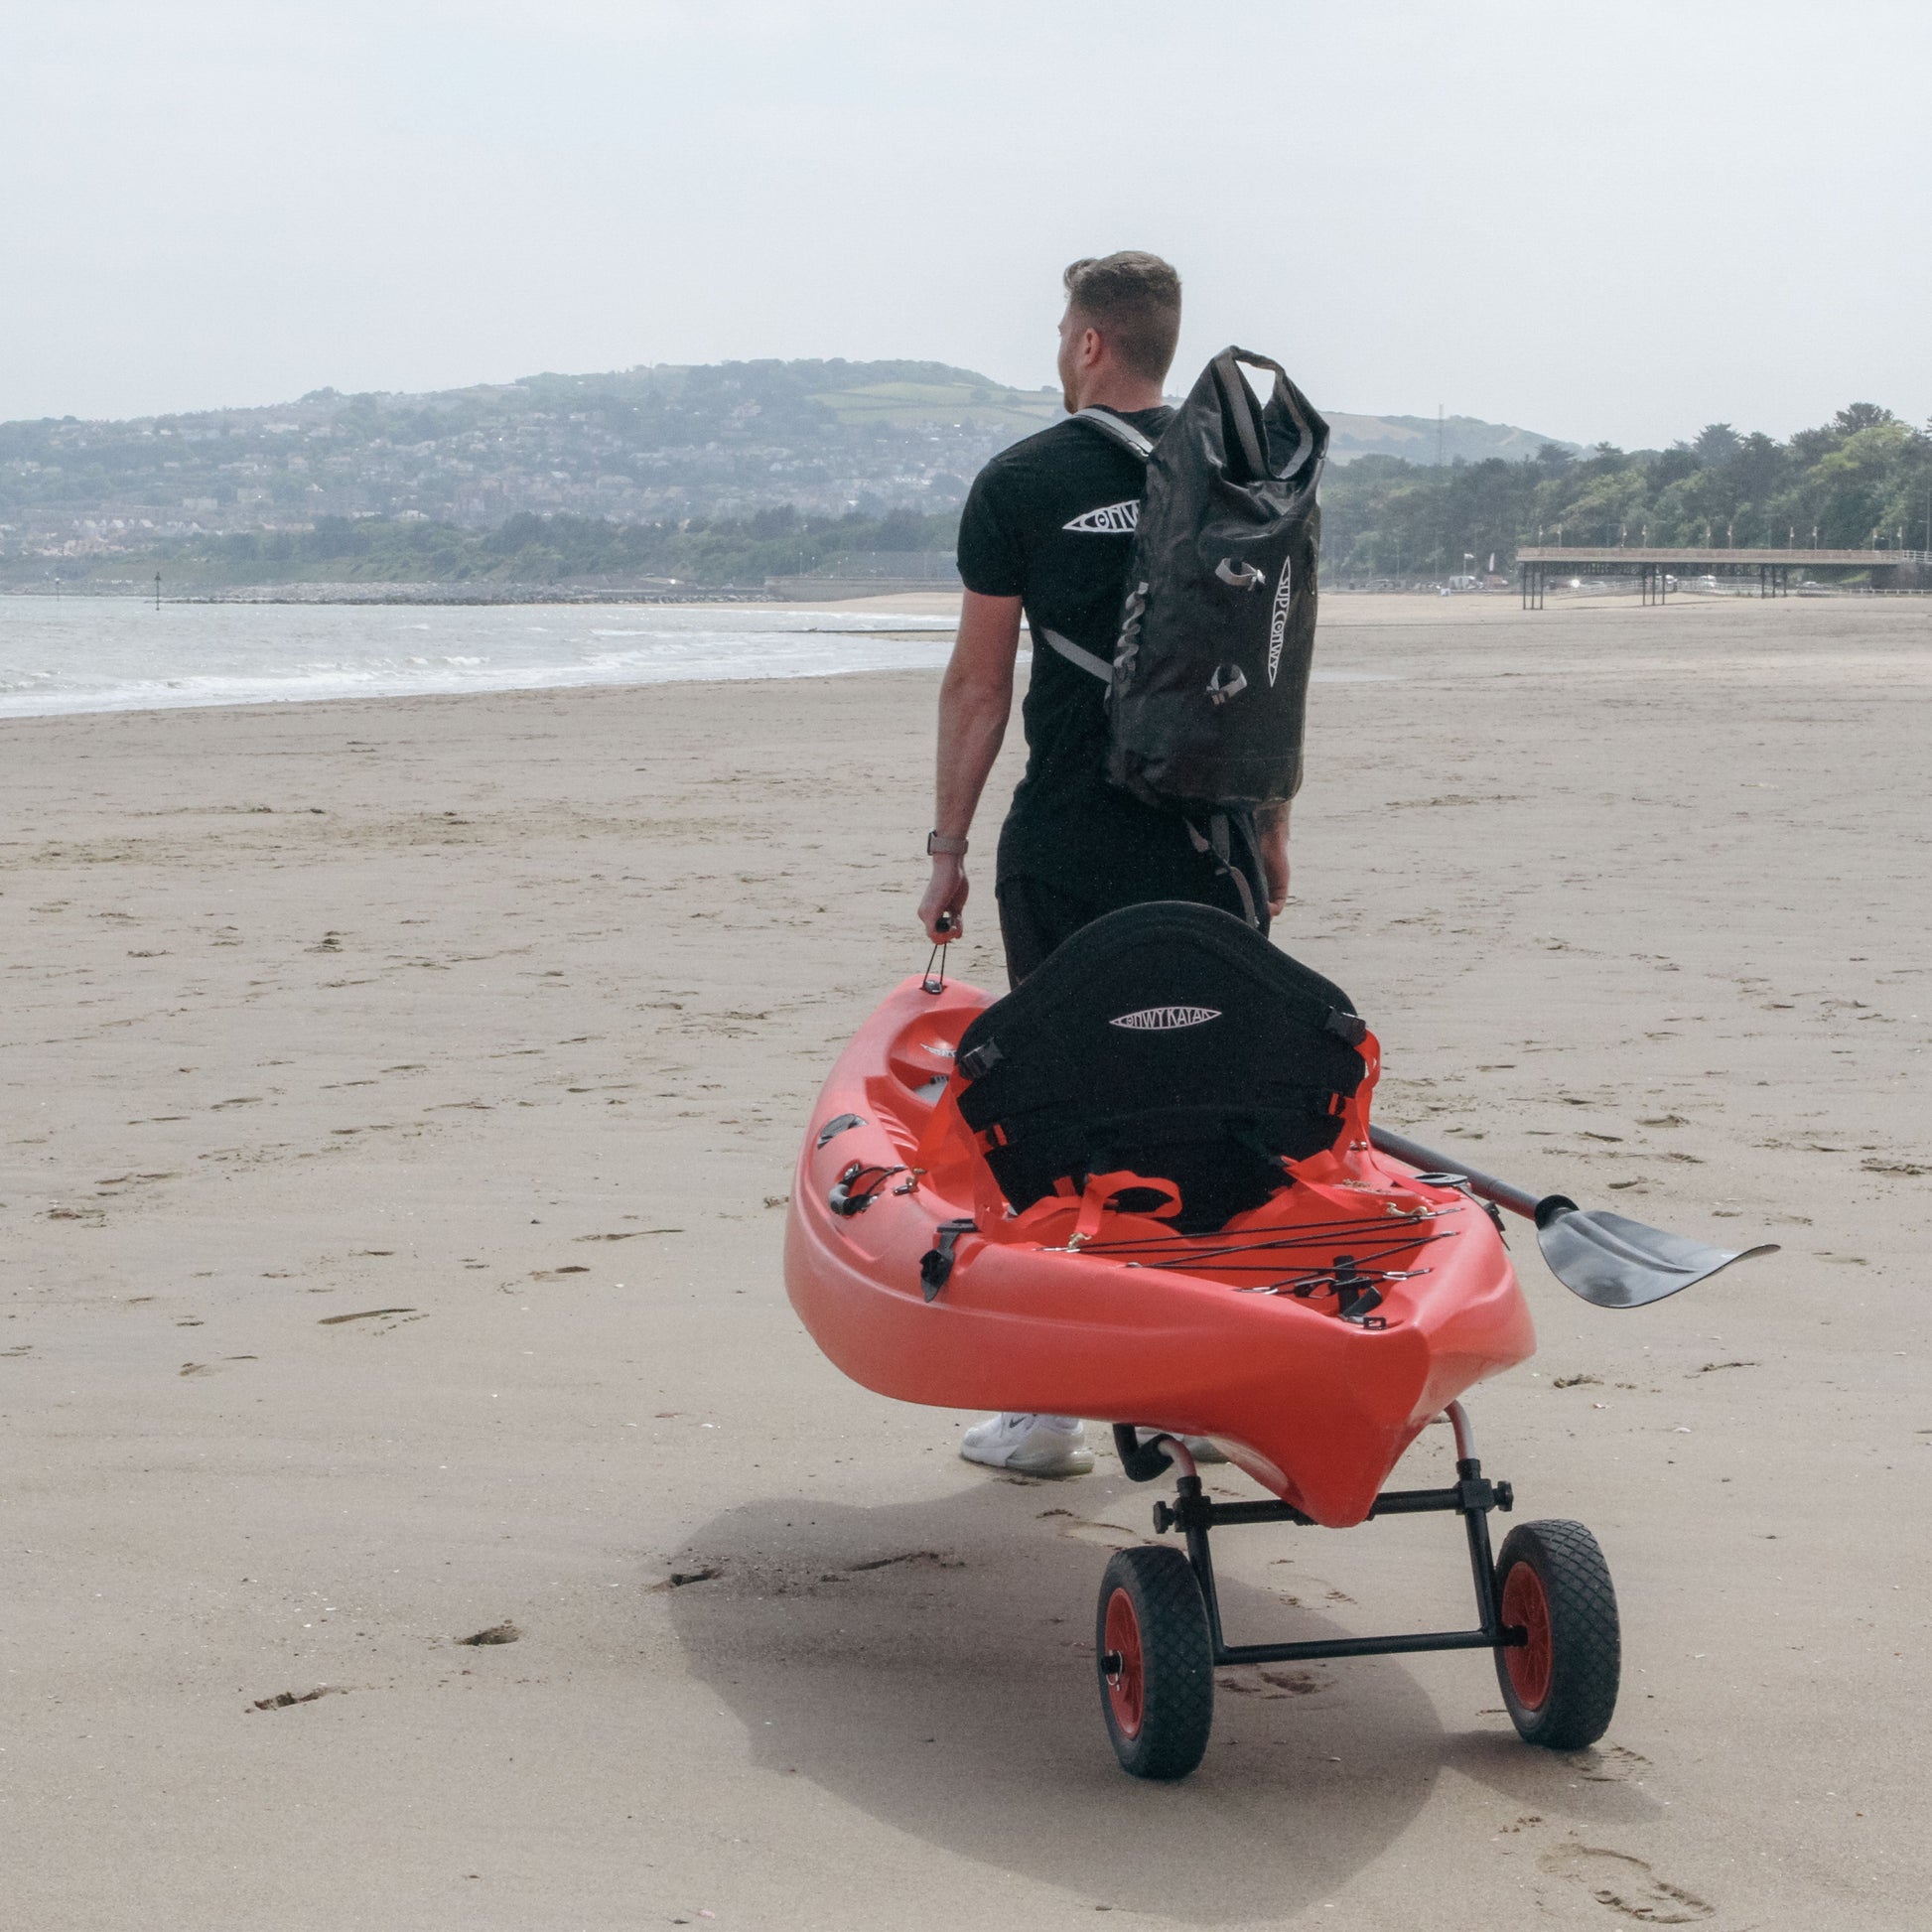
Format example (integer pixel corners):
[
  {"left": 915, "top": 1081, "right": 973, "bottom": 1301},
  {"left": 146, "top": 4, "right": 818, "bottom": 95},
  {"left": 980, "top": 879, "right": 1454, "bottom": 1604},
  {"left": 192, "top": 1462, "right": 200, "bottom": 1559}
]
[{"left": 922, "top": 911, "right": 954, "bottom": 995}]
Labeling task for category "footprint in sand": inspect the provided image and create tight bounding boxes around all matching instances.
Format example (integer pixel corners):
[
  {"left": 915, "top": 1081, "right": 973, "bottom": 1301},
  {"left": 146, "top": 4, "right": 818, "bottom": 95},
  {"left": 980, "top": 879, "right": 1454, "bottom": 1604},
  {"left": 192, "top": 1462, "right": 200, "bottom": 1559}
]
[
  {"left": 841, "top": 1551, "right": 964, "bottom": 1575},
  {"left": 1567, "top": 1743, "right": 1650, "bottom": 1781},
  {"left": 1540, "top": 1843, "right": 1714, "bottom": 1923},
  {"left": 1056, "top": 1519, "right": 1141, "bottom": 1550},
  {"left": 1218, "top": 1668, "right": 1325, "bottom": 1700}
]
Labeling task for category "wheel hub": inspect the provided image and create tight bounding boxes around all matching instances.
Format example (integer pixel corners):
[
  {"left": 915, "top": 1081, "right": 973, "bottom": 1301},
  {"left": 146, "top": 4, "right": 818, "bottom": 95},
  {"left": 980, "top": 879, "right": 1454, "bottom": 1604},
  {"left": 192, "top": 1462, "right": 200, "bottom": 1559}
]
[
  {"left": 1102, "top": 1587, "right": 1145, "bottom": 1739},
  {"left": 1501, "top": 1559, "right": 1554, "bottom": 1711}
]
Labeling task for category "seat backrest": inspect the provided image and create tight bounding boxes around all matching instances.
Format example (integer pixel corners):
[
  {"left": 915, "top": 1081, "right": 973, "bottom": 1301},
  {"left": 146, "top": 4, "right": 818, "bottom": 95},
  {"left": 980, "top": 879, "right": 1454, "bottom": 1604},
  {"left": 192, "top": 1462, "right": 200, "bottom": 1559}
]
[{"left": 954, "top": 900, "right": 1368, "bottom": 1232}]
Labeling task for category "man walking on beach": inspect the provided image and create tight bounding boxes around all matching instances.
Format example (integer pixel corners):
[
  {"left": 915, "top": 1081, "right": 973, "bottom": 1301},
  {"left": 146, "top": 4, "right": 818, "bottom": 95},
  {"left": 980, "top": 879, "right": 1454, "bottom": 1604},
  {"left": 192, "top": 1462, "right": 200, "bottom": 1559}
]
[{"left": 918, "top": 252, "right": 1291, "bottom": 1476}]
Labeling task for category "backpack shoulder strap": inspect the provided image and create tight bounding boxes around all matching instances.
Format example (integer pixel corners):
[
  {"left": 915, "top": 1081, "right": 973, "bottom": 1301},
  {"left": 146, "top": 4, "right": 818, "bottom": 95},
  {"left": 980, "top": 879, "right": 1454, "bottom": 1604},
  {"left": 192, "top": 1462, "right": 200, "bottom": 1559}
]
[
  {"left": 1070, "top": 407, "right": 1156, "bottom": 462},
  {"left": 1040, "top": 412, "right": 1151, "bottom": 685},
  {"left": 1037, "top": 626, "right": 1112, "bottom": 682}
]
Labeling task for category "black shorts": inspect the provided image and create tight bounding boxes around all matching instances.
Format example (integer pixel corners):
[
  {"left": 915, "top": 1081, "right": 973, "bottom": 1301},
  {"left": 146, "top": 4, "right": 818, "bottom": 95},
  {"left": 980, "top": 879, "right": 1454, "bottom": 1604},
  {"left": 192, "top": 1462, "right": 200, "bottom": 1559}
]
[{"left": 996, "top": 869, "right": 1269, "bottom": 986}]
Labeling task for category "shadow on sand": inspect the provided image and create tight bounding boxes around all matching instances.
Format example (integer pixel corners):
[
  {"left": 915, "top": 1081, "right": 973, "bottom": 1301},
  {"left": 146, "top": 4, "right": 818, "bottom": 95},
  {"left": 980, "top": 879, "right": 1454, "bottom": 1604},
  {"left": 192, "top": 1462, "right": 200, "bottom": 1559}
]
[{"left": 669, "top": 1474, "right": 1495, "bottom": 1923}]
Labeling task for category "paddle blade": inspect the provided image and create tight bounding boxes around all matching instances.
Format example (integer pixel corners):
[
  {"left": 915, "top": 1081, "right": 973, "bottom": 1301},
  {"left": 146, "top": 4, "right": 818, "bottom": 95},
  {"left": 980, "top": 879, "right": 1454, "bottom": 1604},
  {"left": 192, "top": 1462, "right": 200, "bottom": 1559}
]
[{"left": 1533, "top": 1199, "right": 1778, "bottom": 1310}]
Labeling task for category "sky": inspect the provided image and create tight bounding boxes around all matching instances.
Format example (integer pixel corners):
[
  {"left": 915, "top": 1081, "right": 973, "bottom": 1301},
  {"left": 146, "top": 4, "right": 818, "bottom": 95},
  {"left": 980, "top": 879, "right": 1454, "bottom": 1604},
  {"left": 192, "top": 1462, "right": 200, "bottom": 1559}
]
[{"left": 4, "top": 0, "right": 1928, "bottom": 449}]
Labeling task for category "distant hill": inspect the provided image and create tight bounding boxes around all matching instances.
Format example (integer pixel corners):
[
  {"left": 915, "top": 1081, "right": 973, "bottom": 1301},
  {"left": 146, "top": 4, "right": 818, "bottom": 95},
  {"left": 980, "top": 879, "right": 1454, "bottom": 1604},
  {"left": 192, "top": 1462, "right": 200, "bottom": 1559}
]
[
  {"left": 1324, "top": 410, "right": 1575, "bottom": 465},
  {"left": 0, "top": 361, "right": 1057, "bottom": 564},
  {"left": 0, "top": 358, "right": 1571, "bottom": 571}
]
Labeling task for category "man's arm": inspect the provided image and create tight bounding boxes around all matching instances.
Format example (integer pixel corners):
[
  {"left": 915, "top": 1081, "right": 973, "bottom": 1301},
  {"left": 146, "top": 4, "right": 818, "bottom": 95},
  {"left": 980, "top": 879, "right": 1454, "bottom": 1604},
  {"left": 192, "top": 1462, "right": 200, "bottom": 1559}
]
[
  {"left": 916, "top": 590, "right": 1024, "bottom": 942},
  {"left": 1256, "top": 799, "right": 1291, "bottom": 918}
]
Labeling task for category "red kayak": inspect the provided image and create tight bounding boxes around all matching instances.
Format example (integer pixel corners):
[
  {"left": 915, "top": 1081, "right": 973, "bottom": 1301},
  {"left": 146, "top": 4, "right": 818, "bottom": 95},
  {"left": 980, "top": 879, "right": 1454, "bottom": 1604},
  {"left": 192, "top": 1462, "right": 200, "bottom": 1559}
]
[{"left": 784, "top": 905, "right": 1534, "bottom": 1528}]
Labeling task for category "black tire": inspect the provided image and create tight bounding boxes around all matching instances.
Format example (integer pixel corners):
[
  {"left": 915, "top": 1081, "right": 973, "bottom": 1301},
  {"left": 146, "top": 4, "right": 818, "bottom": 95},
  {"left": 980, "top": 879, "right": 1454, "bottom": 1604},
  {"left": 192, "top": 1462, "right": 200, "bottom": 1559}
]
[
  {"left": 1493, "top": 1519, "right": 1620, "bottom": 1750},
  {"left": 1095, "top": 1545, "right": 1214, "bottom": 1780}
]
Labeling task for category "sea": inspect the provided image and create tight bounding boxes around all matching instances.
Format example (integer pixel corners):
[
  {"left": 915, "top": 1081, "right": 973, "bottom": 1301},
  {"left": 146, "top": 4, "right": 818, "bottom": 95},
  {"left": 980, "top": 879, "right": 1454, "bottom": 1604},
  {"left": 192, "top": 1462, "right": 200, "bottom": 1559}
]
[
  {"left": 0, "top": 596, "right": 962, "bottom": 721},
  {"left": 0, "top": 595, "right": 1389, "bottom": 722}
]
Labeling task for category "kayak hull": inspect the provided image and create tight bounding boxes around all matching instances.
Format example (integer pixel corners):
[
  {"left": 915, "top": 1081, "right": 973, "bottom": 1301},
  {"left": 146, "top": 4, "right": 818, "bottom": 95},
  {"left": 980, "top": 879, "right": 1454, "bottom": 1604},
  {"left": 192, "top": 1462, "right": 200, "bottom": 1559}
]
[{"left": 785, "top": 975, "right": 1535, "bottom": 1527}]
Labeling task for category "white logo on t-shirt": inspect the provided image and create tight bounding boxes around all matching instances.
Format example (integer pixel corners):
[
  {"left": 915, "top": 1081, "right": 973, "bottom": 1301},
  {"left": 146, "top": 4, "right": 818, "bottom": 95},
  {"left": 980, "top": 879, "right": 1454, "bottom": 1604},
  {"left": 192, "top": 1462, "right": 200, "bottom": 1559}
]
[{"left": 1063, "top": 500, "right": 1140, "bottom": 535}]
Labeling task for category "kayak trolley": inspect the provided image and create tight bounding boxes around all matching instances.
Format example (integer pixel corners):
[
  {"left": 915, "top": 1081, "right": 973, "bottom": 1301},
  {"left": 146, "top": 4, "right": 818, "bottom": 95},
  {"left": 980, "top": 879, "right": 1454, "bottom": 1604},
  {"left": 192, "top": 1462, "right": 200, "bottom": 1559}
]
[
  {"left": 784, "top": 915, "right": 1771, "bottom": 1783},
  {"left": 1096, "top": 1403, "right": 1620, "bottom": 1779}
]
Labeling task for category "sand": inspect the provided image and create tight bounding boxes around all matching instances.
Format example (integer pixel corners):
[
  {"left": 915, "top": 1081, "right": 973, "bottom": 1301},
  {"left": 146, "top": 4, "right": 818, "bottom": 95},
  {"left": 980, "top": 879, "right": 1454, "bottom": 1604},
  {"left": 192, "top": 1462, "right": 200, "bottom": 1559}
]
[{"left": 3, "top": 591, "right": 1928, "bottom": 1930}]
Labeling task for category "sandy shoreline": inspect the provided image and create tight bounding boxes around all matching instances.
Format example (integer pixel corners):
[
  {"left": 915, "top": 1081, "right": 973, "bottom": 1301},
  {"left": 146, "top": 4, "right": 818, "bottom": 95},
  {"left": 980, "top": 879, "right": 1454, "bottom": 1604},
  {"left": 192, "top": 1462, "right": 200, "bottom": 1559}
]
[{"left": 4, "top": 593, "right": 1929, "bottom": 1929}]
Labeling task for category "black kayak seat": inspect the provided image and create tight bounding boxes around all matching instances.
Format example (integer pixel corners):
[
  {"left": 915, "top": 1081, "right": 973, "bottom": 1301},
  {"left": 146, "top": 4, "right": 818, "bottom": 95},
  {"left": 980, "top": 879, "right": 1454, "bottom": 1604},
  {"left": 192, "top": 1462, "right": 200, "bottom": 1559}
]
[{"left": 954, "top": 900, "right": 1368, "bottom": 1234}]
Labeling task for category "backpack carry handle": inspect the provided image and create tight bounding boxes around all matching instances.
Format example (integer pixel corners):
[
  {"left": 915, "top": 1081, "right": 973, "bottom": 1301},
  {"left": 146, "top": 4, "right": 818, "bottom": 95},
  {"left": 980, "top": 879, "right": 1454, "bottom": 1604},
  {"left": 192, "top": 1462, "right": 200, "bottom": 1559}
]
[
  {"left": 1211, "top": 347, "right": 1314, "bottom": 485},
  {"left": 1211, "top": 350, "right": 1273, "bottom": 482}
]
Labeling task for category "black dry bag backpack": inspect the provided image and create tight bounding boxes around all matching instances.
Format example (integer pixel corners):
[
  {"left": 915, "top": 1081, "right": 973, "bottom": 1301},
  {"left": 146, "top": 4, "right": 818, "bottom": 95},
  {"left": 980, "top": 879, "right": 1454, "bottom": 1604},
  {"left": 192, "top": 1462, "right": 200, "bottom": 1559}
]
[{"left": 1042, "top": 347, "right": 1329, "bottom": 814}]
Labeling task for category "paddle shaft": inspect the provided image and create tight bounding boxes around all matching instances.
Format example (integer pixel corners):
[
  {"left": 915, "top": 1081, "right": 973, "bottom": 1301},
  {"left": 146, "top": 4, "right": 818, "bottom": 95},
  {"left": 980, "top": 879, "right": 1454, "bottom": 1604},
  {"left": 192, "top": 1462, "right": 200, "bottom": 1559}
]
[{"left": 1368, "top": 1125, "right": 1545, "bottom": 1222}]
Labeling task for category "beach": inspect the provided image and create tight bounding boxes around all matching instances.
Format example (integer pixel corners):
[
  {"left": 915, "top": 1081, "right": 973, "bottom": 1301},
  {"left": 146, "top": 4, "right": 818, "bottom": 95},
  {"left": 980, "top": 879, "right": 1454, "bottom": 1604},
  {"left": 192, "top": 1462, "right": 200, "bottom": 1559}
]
[{"left": 4, "top": 591, "right": 1929, "bottom": 1930}]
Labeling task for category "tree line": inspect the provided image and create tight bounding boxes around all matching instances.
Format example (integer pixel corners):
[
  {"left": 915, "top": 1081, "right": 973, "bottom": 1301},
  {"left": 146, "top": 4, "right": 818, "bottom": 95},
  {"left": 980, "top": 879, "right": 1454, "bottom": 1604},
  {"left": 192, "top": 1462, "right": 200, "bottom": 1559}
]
[
  {"left": 1318, "top": 404, "right": 1932, "bottom": 582},
  {"left": 69, "top": 503, "right": 961, "bottom": 589}
]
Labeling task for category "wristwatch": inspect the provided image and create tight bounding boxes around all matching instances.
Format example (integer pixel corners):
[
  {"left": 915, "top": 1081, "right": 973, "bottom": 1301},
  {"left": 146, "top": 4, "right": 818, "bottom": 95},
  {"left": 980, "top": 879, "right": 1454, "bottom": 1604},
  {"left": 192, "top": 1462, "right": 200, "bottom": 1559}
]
[{"left": 926, "top": 831, "right": 969, "bottom": 857}]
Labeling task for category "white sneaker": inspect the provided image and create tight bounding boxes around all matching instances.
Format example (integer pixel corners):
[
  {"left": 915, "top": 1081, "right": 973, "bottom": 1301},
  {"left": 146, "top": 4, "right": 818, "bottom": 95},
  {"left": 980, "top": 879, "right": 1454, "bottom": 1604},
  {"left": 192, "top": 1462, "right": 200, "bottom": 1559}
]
[{"left": 959, "top": 1413, "right": 1094, "bottom": 1478}]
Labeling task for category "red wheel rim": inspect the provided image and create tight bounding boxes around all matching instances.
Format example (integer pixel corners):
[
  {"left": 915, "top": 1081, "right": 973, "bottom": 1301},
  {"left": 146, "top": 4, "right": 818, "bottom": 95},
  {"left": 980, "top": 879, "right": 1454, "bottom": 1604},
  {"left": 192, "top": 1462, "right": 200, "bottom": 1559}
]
[
  {"left": 1103, "top": 1587, "right": 1145, "bottom": 1739},
  {"left": 1501, "top": 1559, "right": 1554, "bottom": 1711}
]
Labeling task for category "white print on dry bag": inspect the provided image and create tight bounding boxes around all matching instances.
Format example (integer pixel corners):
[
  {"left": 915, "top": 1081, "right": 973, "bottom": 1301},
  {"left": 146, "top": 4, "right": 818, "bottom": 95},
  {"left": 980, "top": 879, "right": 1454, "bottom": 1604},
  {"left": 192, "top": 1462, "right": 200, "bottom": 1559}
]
[
  {"left": 1268, "top": 555, "right": 1293, "bottom": 687},
  {"left": 1109, "top": 1005, "right": 1222, "bottom": 1032}
]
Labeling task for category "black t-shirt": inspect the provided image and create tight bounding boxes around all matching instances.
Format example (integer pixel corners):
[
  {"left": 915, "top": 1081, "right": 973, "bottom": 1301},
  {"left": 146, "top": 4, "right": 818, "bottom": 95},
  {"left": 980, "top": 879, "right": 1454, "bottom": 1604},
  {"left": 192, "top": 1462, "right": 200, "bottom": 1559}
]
[{"left": 957, "top": 406, "right": 1258, "bottom": 904}]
